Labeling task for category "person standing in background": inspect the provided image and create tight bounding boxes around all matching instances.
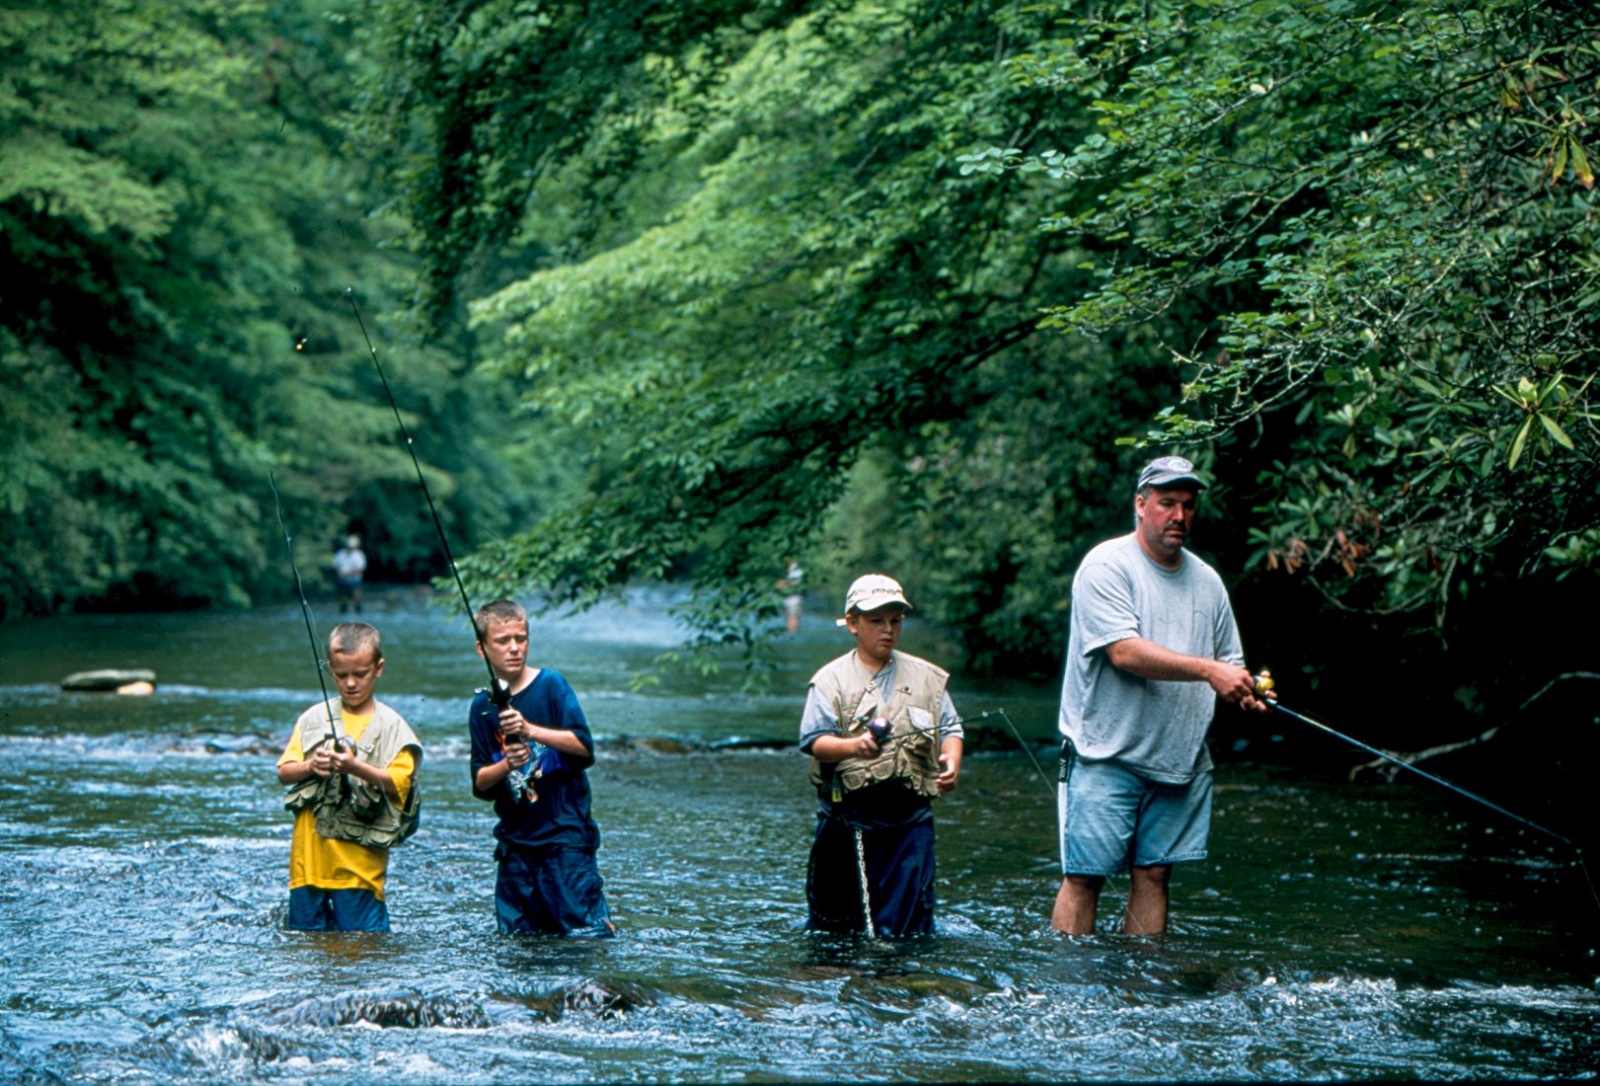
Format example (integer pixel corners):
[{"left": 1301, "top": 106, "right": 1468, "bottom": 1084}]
[
  {"left": 332, "top": 535, "right": 367, "bottom": 613},
  {"left": 778, "top": 558, "right": 805, "bottom": 633}
]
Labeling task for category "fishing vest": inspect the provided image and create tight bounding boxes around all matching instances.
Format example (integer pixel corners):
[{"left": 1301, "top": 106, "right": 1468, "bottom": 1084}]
[
  {"left": 283, "top": 699, "right": 423, "bottom": 848},
  {"left": 807, "top": 651, "right": 948, "bottom": 799}
]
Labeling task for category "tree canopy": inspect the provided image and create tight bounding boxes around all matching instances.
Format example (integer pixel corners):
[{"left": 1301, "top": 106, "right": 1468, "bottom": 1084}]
[
  {"left": 360, "top": 0, "right": 1190, "bottom": 672},
  {"left": 973, "top": 0, "right": 1599, "bottom": 616},
  {"left": 964, "top": 0, "right": 1599, "bottom": 702},
  {"left": 0, "top": 0, "right": 564, "bottom": 618},
  {"left": 361, "top": 0, "right": 1599, "bottom": 712},
  {"left": 4, "top": 0, "right": 1594, "bottom": 726}
]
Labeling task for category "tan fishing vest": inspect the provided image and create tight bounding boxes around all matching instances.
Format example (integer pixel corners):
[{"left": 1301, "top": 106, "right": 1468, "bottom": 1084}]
[
  {"left": 807, "top": 651, "right": 948, "bottom": 799},
  {"left": 283, "top": 699, "right": 423, "bottom": 848}
]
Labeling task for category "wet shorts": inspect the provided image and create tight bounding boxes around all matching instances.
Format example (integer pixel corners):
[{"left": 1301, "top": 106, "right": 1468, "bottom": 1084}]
[
  {"left": 287, "top": 886, "right": 390, "bottom": 932},
  {"left": 1057, "top": 741, "right": 1212, "bottom": 876}
]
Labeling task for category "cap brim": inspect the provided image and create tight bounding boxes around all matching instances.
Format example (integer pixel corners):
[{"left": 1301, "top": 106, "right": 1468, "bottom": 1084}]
[
  {"left": 856, "top": 599, "right": 910, "bottom": 613},
  {"left": 838, "top": 598, "right": 911, "bottom": 624}
]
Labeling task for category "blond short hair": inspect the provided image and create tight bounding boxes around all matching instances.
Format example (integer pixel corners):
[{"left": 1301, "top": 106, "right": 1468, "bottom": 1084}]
[{"left": 327, "top": 622, "right": 382, "bottom": 662}]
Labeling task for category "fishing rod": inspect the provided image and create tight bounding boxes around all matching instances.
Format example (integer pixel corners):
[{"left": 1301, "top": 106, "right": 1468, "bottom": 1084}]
[
  {"left": 1251, "top": 671, "right": 1573, "bottom": 847},
  {"left": 343, "top": 288, "right": 541, "bottom": 802},
  {"left": 864, "top": 707, "right": 1048, "bottom": 797},
  {"left": 269, "top": 472, "right": 350, "bottom": 791}
]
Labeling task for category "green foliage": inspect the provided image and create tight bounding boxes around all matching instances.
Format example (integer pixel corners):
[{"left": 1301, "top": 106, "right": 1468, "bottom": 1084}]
[
  {"left": 361, "top": 0, "right": 1190, "bottom": 673},
  {"left": 973, "top": 0, "right": 1600, "bottom": 647},
  {"left": 0, "top": 0, "right": 567, "bottom": 619}
]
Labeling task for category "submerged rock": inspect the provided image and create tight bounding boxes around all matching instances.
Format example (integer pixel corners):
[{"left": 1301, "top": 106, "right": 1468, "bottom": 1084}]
[
  {"left": 516, "top": 977, "right": 649, "bottom": 1021},
  {"left": 268, "top": 990, "right": 494, "bottom": 1030}
]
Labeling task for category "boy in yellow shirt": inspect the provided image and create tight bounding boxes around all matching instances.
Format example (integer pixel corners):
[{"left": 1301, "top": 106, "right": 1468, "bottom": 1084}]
[{"left": 277, "top": 622, "right": 422, "bottom": 932}]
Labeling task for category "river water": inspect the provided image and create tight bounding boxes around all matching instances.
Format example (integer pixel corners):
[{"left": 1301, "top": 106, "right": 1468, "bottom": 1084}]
[{"left": 0, "top": 589, "right": 1594, "bottom": 1082}]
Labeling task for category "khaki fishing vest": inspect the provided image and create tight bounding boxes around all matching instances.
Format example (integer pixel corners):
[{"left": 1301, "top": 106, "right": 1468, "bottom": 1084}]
[
  {"left": 283, "top": 699, "right": 423, "bottom": 848},
  {"left": 807, "top": 651, "right": 948, "bottom": 799}
]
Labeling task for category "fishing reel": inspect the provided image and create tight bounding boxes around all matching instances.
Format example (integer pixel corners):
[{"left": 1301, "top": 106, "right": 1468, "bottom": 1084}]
[
  {"left": 481, "top": 677, "right": 513, "bottom": 711},
  {"left": 867, "top": 716, "right": 892, "bottom": 744},
  {"left": 1252, "top": 669, "right": 1275, "bottom": 698}
]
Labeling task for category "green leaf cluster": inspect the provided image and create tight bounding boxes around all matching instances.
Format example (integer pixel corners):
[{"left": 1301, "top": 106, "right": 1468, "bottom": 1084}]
[
  {"left": 351, "top": 0, "right": 1599, "bottom": 712},
  {"left": 0, "top": 0, "right": 568, "bottom": 618},
  {"left": 358, "top": 0, "right": 1203, "bottom": 674},
  {"left": 985, "top": 1, "right": 1599, "bottom": 685}
]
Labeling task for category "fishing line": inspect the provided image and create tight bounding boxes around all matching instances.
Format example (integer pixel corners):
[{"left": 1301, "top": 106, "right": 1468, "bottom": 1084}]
[
  {"left": 1251, "top": 673, "right": 1571, "bottom": 846},
  {"left": 969, "top": 707, "right": 1055, "bottom": 798},
  {"left": 268, "top": 472, "right": 349, "bottom": 776},
  {"left": 342, "top": 289, "right": 498, "bottom": 687},
  {"left": 343, "top": 289, "right": 543, "bottom": 801},
  {"left": 1256, "top": 673, "right": 1598, "bottom": 913}
]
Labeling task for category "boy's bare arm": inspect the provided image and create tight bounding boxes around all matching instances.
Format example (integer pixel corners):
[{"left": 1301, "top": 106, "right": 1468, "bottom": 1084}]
[
  {"left": 326, "top": 745, "right": 398, "bottom": 798},
  {"left": 809, "top": 733, "right": 880, "bottom": 763},
  {"left": 277, "top": 738, "right": 329, "bottom": 785},
  {"left": 499, "top": 710, "right": 593, "bottom": 763},
  {"left": 936, "top": 735, "right": 963, "bottom": 792},
  {"left": 474, "top": 749, "right": 520, "bottom": 792}
]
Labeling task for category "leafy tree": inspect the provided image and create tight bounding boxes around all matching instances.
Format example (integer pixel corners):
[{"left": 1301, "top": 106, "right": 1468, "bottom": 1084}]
[
  {"left": 360, "top": 0, "right": 1202, "bottom": 674},
  {"left": 963, "top": 0, "right": 1600, "bottom": 706},
  {"left": 0, "top": 0, "right": 561, "bottom": 618}
]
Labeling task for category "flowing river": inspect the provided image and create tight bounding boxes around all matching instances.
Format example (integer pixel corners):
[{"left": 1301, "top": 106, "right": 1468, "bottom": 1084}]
[{"left": 1, "top": 589, "right": 1594, "bottom": 1082}]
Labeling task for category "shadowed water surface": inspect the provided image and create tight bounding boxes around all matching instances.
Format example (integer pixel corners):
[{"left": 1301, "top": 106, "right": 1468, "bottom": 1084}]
[{"left": 0, "top": 590, "right": 1594, "bottom": 1081}]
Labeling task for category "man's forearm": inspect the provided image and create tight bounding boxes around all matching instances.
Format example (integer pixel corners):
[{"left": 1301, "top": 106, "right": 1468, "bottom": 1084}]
[{"left": 1104, "top": 637, "right": 1222, "bottom": 682}]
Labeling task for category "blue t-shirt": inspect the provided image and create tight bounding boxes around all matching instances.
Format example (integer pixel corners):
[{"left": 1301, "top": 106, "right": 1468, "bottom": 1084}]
[{"left": 468, "top": 669, "right": 601, "bottom": 852}]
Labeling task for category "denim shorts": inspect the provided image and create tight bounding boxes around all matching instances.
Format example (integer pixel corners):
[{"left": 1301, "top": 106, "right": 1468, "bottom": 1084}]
[
  {"left": 1057, "top": 742, "right": 1212, "bottom": 876},
  {"left": 287, "top": 886, "right": 391, "bottom": 932}
]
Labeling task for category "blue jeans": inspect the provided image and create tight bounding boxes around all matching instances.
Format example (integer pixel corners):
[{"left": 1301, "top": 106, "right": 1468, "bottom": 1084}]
[
  {"left": 494, "top": 845, "right": 614, "bottom": 937},
  {"left": 806, "top": 814, "right": 937, "bottom": 937}
]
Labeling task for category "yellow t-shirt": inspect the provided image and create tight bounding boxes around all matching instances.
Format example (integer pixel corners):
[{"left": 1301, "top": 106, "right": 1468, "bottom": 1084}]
[{"left": 278, "top": 708, "right": 416, "bottom": 898}]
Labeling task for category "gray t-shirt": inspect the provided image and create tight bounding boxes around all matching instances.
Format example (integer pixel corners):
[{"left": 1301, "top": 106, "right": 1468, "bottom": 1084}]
[{"left": 1057, "top": 533, "right": 1244, "bottom": 783}]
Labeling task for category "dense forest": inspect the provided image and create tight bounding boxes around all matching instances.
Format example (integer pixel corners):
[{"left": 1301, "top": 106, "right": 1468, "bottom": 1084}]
[{"left": 3, "top": 0, "right": 1596, "bottom": 732}]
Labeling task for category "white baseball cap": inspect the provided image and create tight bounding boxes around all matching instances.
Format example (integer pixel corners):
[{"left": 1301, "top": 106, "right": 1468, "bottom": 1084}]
[{"left": 836, "top": 574, "right": 912, "bottom": 626}]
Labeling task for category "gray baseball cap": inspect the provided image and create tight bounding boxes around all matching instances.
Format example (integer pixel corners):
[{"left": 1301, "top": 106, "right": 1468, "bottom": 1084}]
[{"left": 1137, "top": 456, "right": 1207, "bottom": 491}]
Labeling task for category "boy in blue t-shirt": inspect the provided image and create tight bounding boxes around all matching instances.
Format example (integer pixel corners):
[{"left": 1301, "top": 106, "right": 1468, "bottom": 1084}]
[{"left": 467, "top": 599, "right": 614, "bottom": 936}]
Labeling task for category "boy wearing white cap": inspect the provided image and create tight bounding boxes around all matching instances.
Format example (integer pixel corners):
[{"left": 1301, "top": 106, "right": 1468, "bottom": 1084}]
[{"left": 798, "top": 574, "right": 964, "bottom": 936}]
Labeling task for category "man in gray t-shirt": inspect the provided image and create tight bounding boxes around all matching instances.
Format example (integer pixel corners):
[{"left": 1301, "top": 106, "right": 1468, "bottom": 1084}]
[{"left": 1051, "top": 456, "right": 1271, "bottom": 935}]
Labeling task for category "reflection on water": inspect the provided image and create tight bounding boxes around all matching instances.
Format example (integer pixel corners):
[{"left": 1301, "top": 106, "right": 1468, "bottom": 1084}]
[{"left": 0, "top": 591, "right": 1595, "bottom": 1082}]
